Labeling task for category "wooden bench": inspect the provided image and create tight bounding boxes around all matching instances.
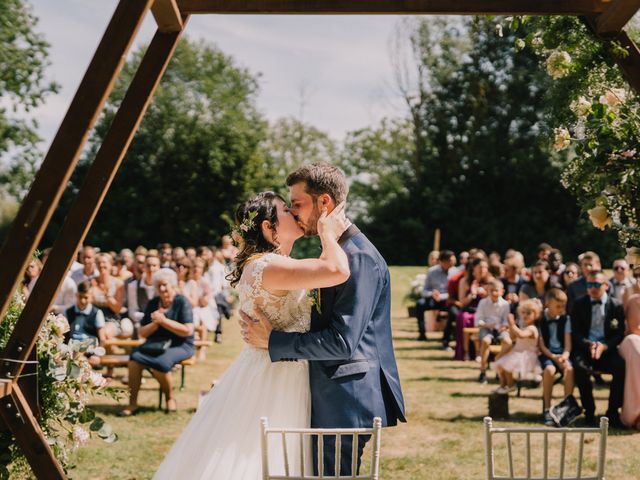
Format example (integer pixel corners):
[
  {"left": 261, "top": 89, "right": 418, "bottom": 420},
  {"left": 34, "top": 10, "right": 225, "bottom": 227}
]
[
  {"left": 462, "top": 327, "right": 480, "bottom": 359},
  {"left": 103, "top": 338, "right": 146, "bottom": 348},
  {"left": 100, "top": 353, "right": 197, "bottom": 409}
]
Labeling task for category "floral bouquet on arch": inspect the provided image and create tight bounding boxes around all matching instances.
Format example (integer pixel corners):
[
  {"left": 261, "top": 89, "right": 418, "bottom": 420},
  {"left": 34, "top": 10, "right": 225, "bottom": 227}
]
[
  {"left": 0, "top": 294, "right": 121, "bottom": 479},
  {"left": 553, "top": 87, "right": 640, "bottom": 249}
]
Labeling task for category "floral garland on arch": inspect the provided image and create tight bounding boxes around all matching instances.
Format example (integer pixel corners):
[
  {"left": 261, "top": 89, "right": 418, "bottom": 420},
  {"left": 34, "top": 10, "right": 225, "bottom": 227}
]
[
  {"left": 506, "top": 16, "right": 640, "bottom": 263},
  {"left": 0, "top": 294, "right": 120, "bottom": 479}
]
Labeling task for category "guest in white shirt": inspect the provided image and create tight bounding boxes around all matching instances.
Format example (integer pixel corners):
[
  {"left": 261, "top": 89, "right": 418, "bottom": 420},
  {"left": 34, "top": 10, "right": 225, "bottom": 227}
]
[
  {"left": 71, "top": 246, "right": 99, "bottom": 285},
  {"left": 52, "top": 275, "right": 78, "bottom": 315},
  {"left": 475, "top": 279, "right": 512, "bottom": 383},
  {"left": 415, "top": 250, "right": 456, "bottom": 341}
]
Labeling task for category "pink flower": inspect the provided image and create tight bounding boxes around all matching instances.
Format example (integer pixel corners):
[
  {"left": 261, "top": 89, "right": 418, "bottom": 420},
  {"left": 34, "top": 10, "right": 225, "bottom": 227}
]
[{"left": 621, "top": 149, "right": 636, "bottom": 158}]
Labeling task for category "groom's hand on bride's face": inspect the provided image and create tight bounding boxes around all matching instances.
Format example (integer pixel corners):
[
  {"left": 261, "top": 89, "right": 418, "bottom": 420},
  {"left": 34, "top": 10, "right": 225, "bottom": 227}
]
[{"left": 239, "top": 308, "right": 272, "bottom": 349}]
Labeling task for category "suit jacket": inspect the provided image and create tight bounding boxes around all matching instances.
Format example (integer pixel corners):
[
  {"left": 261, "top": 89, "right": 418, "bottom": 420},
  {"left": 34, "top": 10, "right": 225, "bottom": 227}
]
[
  {"left": 269, "top": 225, "right": 406, "bottom": 428},
  {"left": 570, "top": 294, "right": 625, "bottom": 357},
  {"left": 566, "top": 277, "right": 587, "bottom": 313}
]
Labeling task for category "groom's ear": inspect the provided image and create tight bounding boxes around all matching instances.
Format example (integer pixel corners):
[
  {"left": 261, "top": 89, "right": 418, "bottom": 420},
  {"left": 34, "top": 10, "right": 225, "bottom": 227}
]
[{"left": 317, "top": 193, "right": 334, "bottom": 210}]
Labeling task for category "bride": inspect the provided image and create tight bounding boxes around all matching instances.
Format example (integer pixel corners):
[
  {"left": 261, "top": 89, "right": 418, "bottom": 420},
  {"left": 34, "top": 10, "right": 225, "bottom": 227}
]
[{"left": 153, "top": 191, "right": 349, "bottom": 479}]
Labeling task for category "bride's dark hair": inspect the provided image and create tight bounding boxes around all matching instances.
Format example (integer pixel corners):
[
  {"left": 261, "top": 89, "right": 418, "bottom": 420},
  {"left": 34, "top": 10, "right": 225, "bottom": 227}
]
[{"left": 227, "top": 191, "right": 286, "bottom": 287}]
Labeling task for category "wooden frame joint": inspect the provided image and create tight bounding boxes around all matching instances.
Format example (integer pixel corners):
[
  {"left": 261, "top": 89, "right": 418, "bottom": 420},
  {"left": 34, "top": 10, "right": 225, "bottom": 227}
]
[{"left": 152, "top": 0, "right": 184, "bottom": 32}]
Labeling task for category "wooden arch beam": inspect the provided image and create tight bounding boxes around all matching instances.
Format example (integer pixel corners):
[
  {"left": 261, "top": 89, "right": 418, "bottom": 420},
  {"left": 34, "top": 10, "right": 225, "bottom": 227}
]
[
  {"left": 595, "top": 0, "right": 640, "bottom": 35},
  {"left": 177, "top": 0, "right": 610, "bottom": 15},
  {"left": 152, "top": 0, "right": 184, "bottom": 31}
]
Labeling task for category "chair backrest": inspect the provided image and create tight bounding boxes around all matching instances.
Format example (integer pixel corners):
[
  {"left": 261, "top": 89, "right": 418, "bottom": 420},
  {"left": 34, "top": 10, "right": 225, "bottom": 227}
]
[
  {"left": 260, "top": 417, "right": 382, "bottom": 480},
  {"left": 483, "top": 416, "right": 608, "bottom": 480}
]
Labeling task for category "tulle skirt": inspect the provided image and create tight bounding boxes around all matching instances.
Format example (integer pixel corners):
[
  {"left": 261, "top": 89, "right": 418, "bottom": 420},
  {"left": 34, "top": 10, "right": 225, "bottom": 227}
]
[
  {"left": 153, "top": 346, "right": 311, "bottom": 479},
  {"left": 492, "top": 347, "right": 542, "bottom": 378}
]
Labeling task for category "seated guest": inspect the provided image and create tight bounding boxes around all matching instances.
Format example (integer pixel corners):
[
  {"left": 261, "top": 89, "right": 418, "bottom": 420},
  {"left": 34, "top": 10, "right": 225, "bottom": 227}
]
[
  {"left": 452, "top": 250, "right": 469, "bottom": 275},
  {"left": 415, "top": 250, "right": 455, "bottom": 341},
  {"left": 158, "top": 243, "right": 173, "bottom": 268},
  {"left": 475, "top": 279, "right": 511, "bottom": 383},
  {"left": 620, "top": 294, "right": 640, "bottom": 429},
  {"left": 623, "top": 264, "right": 640, "bottom": 305},
  {"left": 427, "top": 250, "right": 440, "bottom": 267},
  {"left": 609, "top": 258, "right": 632, "bottom": 302},
  {"left": 560, "top": 261, "right": 579, "bottom": 290},
  {"left": 547, "top": 248, "right": 566, "bottom": 285},
  {"left": 65, "top": 280, "right": 107, "bottom": 367},
  {"left": 90, "top": 253, "right": 130, "bottom": 337},
  {"left": 519, "top": 260, "right": 558, "bottom": 302},
  {"left": 113, "top": 254, "right": 133, "bottom": 282},
  {"left": 71, "top": 245, "right": 99, "bottom": 285},
  {"left": 489, "top": 261, "right": 505, "bottom": 279},
  {"left": 22, "top": 258, "right": 42, "bottom": 300},
  {"left": 539, "top": 288, "right": 574, "bottom": 426},
  {"left": 501, "top": 257, "right": 525, "bottom": 306},
  {"left": 493, "top": 299, "right": 543, "bottom": 394},
  {"left": 455, "top": 257, "right": 492, "bottom": 360},
  {"left": 120, "top": 269, "right": 195, "bottom": 415},
  {"left": 571, "top": 270, "right": 626, "bottom": 427},
  {"left": 567, "top": 251, "right": 601, "bottom": 312},
  {"left": 442, "top": 260, "right": 466, "bottom": 351},
  {"left": 536, "top": 243, "right": 552, "bottom": 262},
  {"left": 220, "top": 235, "right": 238, "bottom": 265},
  {"left": 208, "top": 249, "right": 232, "bottom": 343},
  {"left": 127, "top": 253, "right": 161, "bottom": 328}
]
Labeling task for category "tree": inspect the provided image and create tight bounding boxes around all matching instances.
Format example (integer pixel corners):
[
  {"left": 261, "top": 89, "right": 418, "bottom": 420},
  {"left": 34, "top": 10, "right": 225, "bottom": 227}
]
[
  {"left": 46, "top": 38, "right": 265, "bottom": 249},
  {"left": 343, "top": 17, "right": 620, "bottom": 265},
  {"left": 0, "top": 0, "right": 58, "bottom": 201},
  {"left": 255, "top": 117, "right": 338, "bottom": 195}
]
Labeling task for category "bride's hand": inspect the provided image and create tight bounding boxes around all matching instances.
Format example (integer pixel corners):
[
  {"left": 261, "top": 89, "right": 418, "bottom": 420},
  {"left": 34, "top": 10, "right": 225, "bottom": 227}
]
[{"left": 317, "top": 202, "right": 347, "bottom": 240}]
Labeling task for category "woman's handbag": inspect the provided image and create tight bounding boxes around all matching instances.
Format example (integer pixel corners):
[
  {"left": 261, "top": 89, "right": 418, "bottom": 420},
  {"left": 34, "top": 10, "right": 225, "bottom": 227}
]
[{"left": 138, "top": 338, "right": 172, "bottom": 356}]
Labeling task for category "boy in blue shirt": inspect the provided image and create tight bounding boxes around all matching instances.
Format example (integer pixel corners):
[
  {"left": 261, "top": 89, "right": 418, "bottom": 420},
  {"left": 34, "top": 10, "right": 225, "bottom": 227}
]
[
  {"left": 539, "top": 288, "right": 574, "bottom": 426},
  {"left": 65, "top": 280, "right": 106, "bottom": 367}
]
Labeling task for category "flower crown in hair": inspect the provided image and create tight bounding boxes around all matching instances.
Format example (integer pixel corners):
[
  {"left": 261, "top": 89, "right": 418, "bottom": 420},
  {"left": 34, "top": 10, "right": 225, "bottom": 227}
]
[{"left": 232, "top": 210, "right": 258, "bottom": 241}]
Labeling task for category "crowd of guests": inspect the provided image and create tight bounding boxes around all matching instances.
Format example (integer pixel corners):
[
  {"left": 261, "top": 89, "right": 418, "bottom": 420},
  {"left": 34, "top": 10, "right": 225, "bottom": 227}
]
[
  {"left": 22, "top": 239, "right": 238, "bottom": 414},
  {"left": 415, "top": 244, "right": 640, "bottom": 429}
]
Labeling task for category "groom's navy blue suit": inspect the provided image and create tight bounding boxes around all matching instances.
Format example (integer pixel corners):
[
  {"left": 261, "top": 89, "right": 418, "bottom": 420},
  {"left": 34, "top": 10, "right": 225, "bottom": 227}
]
[{"left": 269, "top": 225, "right": 406, "bottom": 475}]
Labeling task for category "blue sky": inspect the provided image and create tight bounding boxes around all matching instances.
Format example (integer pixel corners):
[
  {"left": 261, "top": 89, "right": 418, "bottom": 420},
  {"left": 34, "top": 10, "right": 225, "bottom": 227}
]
[{"left": 28, "top": 1, "right": 412, "bottom": 148}]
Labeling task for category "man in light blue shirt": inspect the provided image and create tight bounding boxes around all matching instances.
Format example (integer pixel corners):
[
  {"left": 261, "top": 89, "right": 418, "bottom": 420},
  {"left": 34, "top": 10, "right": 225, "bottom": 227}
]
[{"left": 415, "top": 250, "right": 455, "bottom": 341}]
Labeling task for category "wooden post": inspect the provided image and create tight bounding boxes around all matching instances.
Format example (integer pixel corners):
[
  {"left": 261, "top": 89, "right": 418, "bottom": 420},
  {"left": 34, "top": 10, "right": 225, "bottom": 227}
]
[
  {"left": 0, "top": 0, "right": 154, "bottom": 330},
  {"left": 433, "top": 228, "right": 441, "bottom": 252}
]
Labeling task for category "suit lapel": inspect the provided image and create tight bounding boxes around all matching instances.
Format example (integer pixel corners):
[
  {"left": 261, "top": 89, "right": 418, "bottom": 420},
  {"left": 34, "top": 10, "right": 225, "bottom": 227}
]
[{"left": 310, "top": 225, "right": 359, "bottom": 331}]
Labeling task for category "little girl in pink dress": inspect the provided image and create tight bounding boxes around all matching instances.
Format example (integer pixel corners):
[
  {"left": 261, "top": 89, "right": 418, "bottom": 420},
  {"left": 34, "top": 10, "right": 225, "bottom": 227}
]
[{"left": 493, "top": 299, "right": 543, "bottom": 394}]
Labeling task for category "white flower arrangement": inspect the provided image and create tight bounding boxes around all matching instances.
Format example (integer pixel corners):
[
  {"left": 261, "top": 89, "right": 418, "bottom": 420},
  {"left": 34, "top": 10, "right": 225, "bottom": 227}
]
[
  {"left": 545, "top": 50, "right": 572, "bottom": 79},
  {"left": 0, "top": 295, "right": 121, "bottom": 478},
  {"left": 404, "top": 273, "right": 427, "bottom": 305}
]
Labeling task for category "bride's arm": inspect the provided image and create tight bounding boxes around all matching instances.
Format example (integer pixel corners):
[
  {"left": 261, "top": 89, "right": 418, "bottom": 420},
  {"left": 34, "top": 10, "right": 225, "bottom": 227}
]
[{"left": 261, "top": 205, "right": 350, "bottom": 290}]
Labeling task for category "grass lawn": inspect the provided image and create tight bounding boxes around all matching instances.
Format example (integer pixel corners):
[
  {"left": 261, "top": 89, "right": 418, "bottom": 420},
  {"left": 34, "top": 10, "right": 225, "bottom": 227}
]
[{"left": 70, "top": 266, "right": 640, "bottom": 479}]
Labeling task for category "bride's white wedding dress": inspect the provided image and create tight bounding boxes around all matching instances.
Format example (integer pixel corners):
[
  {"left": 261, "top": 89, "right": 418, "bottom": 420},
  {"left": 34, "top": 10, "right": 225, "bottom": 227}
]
[{"left": 154, "top": 253, "right": 312, "bottom": 479}]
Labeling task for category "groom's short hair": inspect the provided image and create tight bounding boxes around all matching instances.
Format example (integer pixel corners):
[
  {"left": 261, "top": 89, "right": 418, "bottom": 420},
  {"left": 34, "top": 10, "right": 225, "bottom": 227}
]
[{"left": 286, "top": 162, "right": 348, "bottom": 203}]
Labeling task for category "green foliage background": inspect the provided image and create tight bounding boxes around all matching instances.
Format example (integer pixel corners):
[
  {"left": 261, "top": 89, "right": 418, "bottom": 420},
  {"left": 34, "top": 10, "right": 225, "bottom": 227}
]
[{"left": 1, "top": 5, "right": 629, "bottom": 265}]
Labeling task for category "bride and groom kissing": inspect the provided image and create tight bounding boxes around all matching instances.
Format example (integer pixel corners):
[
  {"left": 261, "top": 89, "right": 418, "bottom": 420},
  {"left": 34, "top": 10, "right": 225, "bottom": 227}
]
[{"left": 153, "top": 163, "right": 405, "bottom": 479}]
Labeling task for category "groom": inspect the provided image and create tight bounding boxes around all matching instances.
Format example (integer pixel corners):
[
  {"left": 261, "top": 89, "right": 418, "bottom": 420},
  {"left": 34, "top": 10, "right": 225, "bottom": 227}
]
[{"left": 243, "top": 162, "right": 406, "bottom": 476}]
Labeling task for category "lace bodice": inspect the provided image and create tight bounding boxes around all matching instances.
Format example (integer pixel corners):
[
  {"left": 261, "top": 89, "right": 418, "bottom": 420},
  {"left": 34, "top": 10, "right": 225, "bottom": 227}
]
[{"left": 237, "top": 253, "right": 311, "bottom": 333}]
